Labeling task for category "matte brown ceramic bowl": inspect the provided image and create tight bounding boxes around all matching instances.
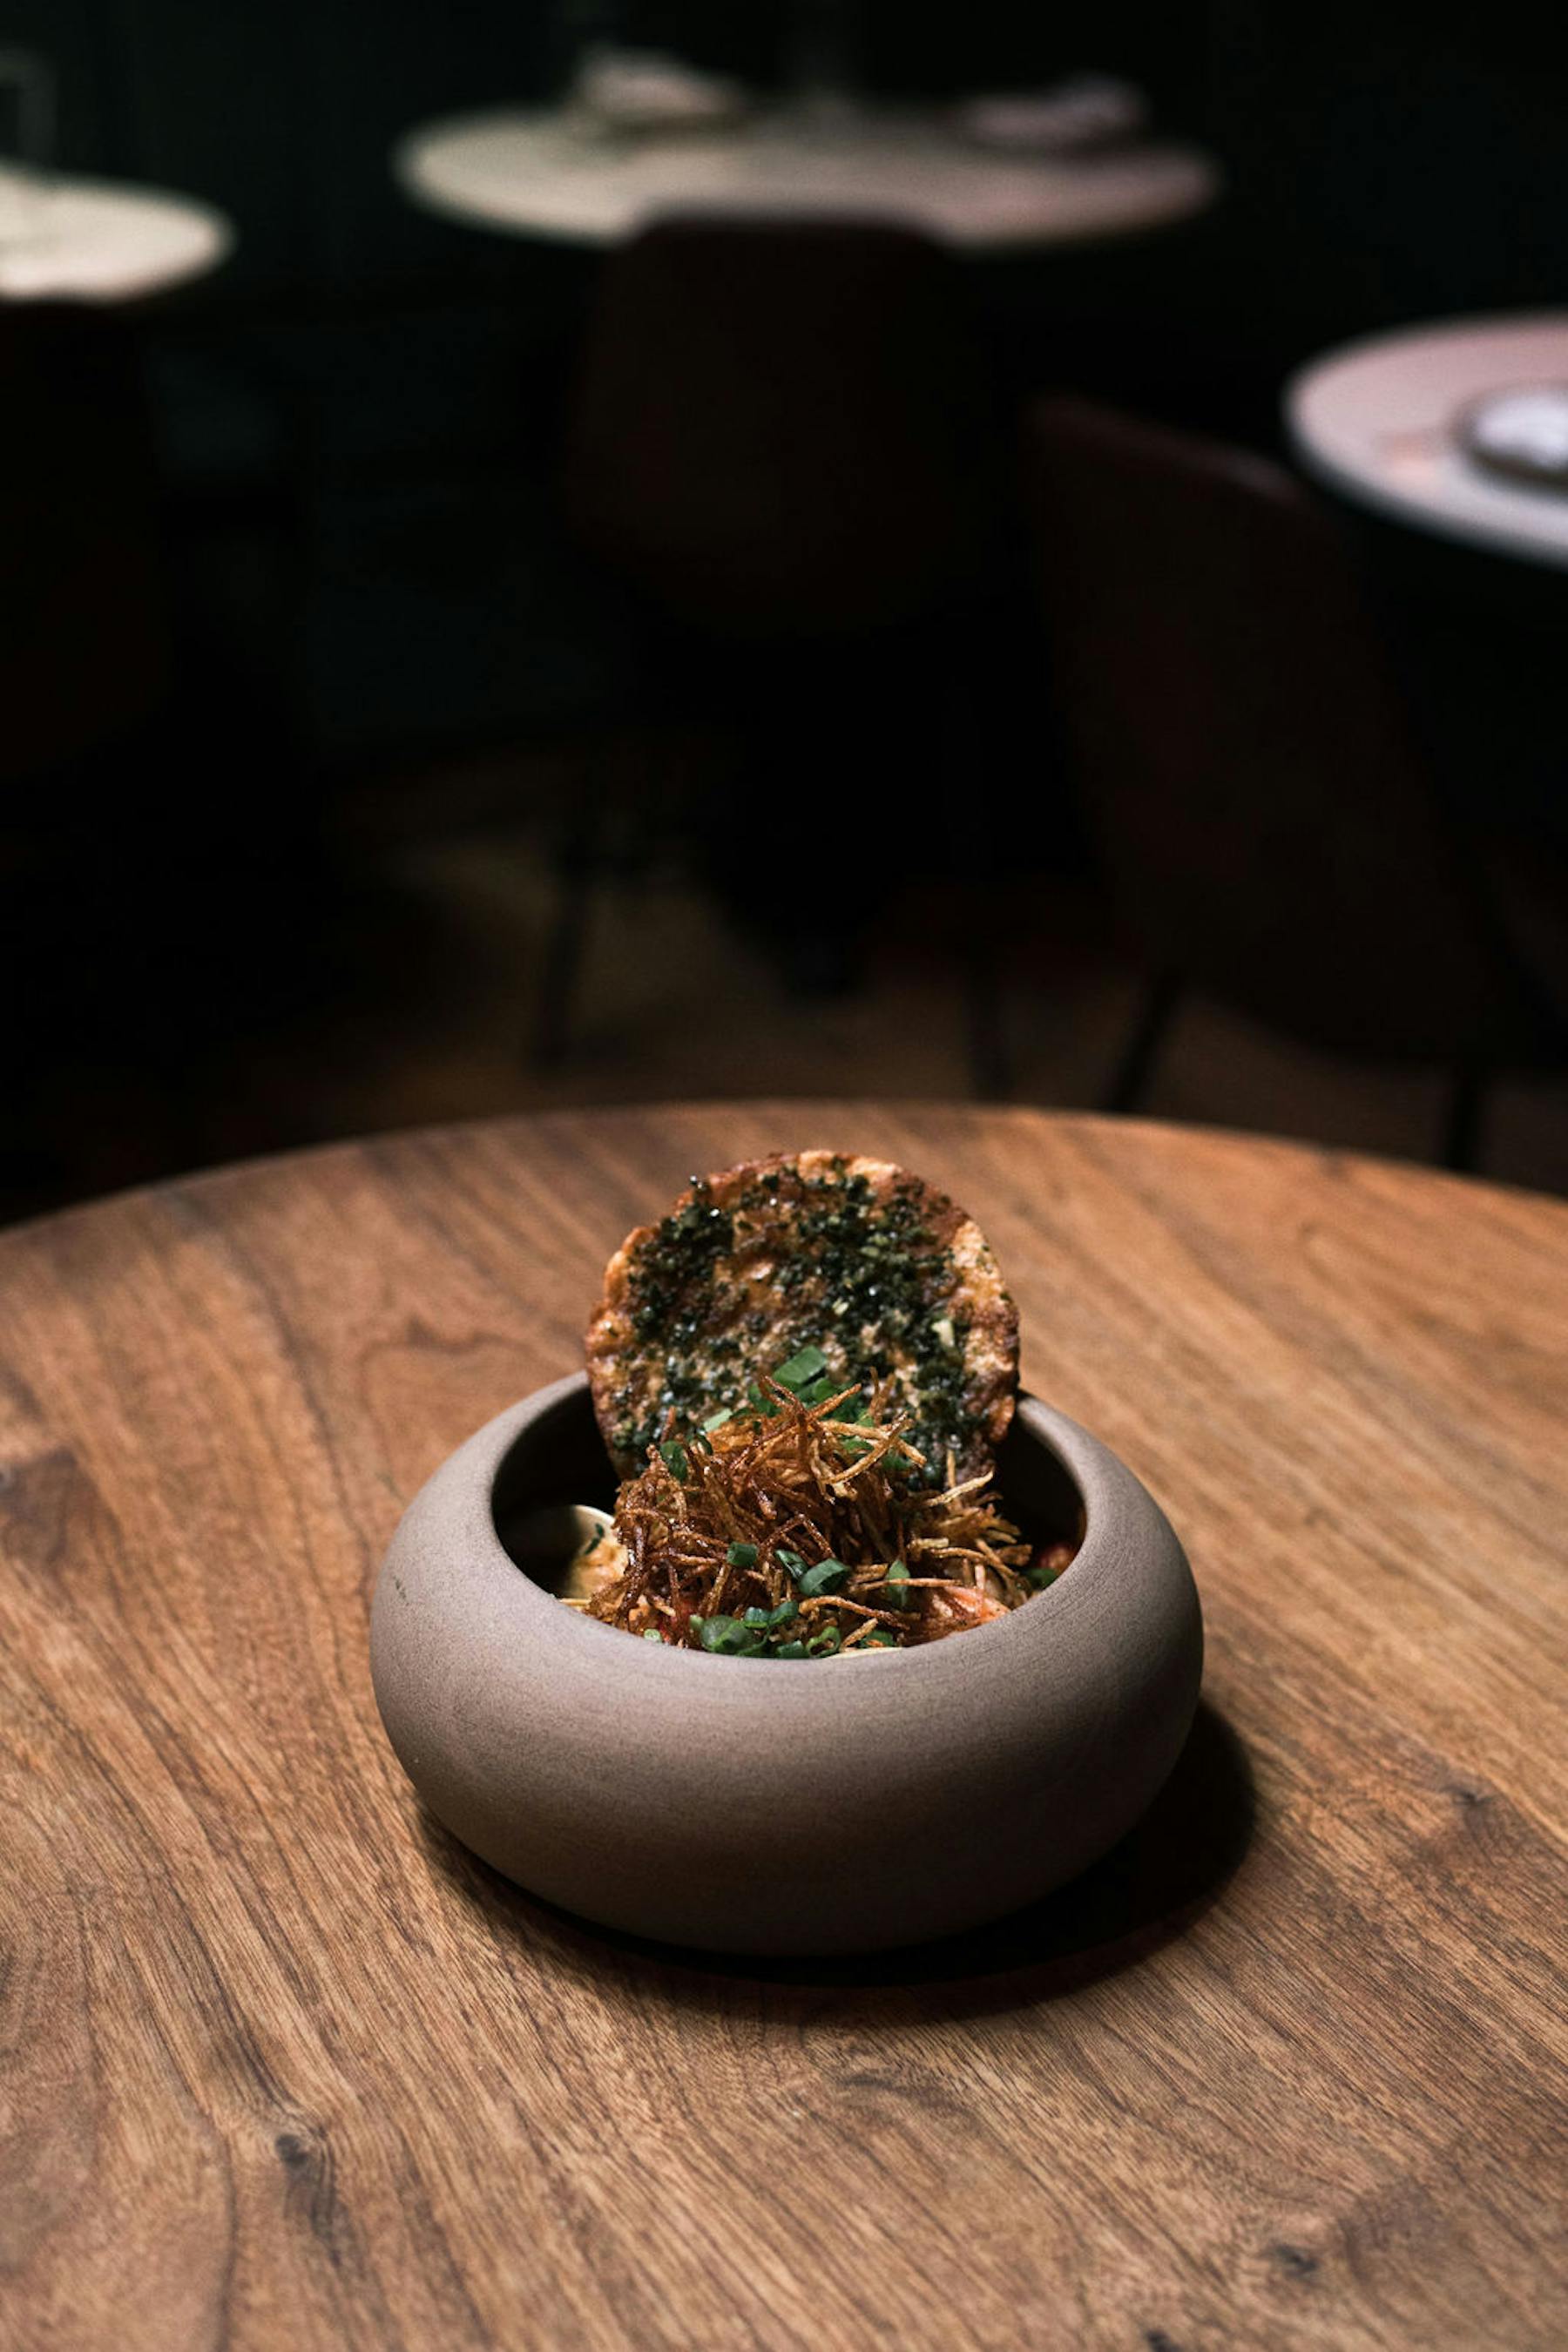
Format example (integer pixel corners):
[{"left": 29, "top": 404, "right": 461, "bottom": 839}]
[{"left": 370, "top": 1374, "right": 1201, "bottom": 1955}]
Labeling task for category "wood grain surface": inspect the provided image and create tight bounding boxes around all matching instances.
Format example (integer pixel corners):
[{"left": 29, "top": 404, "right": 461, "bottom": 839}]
[{"left": 2, "top": 1105, "right": 1565, "bottom": 2352}]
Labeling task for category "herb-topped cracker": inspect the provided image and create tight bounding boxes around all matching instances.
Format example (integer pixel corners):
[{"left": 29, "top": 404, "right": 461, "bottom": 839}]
[{"left": 585, "top": 1151, "right": 1019, "bottom": 1486}]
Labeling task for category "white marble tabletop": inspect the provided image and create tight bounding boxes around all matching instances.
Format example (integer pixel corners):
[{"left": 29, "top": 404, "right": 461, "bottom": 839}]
[
  {"left": 395, "top": 104, "right": 1220, "bottom": 253},
  {"left": 1287, "top": 313, "right": 1568, "bottom": 571},
  {"left": 0, "top": 172, "right": 233, "bottom": 302}
]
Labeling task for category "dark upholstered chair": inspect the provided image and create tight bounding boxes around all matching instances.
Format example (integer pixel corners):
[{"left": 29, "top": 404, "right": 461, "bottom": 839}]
[
  {"left": 1024, "top": 396, "right": 1565, "bottom": 1165},
  {"left": 537, "top": 215, "right": 1004, "bottom": 1057},
  {"left": 561, "top": 213, "right": 997, "bottom": 640},
  {"left": 0, "top": 302, "right": 168, "bottom": 786},
  {"left": 0, "top": 303, "right": 175, "bottom": 1211}
]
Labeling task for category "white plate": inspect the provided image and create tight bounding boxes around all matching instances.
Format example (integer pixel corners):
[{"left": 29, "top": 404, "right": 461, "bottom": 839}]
[
  {"left": 956, "top": 75, "right": 1149, "bottom": 156},
  {"left": 1459, "top": 383, "right": 1568, "bottom": 491},
  {"left": 569, "top": 48, "right": 751, "bottom": 137}
]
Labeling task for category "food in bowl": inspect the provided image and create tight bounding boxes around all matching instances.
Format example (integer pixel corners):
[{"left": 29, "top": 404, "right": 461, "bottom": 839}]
[{"left": 564, "top": 1152, "right": 1076, "bottom": 1654}]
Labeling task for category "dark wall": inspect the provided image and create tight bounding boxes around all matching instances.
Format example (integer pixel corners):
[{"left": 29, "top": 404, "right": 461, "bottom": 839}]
[{"left": 1205, "top": 0, "right": 1568, "bottom": 344}]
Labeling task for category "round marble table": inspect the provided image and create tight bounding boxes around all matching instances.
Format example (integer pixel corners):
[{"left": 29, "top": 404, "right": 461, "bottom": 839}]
[
  {"left": 3, "top": 1104, "right": 1565, "bottom": 2349},
  {"left": 395, "top": 105, "right": 1221, "bottom": 253},
  {"left": 1288, "top": 312, "right": 1568, "bottom": 571},
  {"left": 0, "top": 172, "right": 233, "bottom": 301}
]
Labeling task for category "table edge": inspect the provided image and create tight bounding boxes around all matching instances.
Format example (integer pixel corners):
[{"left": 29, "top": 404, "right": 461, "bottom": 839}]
[
  {"left": 390, "top": 110, "right": 1222, "bottom": 253},
  {"left": 1285, "top": 314, "right": 1568, "bottom": 572},
  {"left": 5, "top": 1102, "right": 1563, "bottom": 1259}
]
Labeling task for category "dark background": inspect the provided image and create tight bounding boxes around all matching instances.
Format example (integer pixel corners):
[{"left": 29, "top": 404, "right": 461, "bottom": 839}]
[
  {"left": 24, "top": 0, "right": 1563, "bottom": 761},
  {"left": 6, "top": 0, "right": 1568, "bottom": 1217}
]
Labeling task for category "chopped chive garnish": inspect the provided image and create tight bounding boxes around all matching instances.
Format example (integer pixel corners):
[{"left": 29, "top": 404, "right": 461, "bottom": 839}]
[
  {"left": 746, "top": 1381, "right": 781, "bottom": 1418},
  {"left": 776, "top": 1547, "right": 809, "bottom": 1582},
  {"left": 772, "top": 1639, "right": 809, "bottom": 1659},
  {"left": 697, "top": 1614, "right": 766, "bottom": 1655},
  {"left": 702, "top": 1407, "right": 733, "bottom": 1433},
  {"left": 726, "top": 1541, "right": 759, "bottom": 1570},
  {"left": 797, "top": 1558, "right": 850, "bottom": 1599},
  {"left": 796, "top": 1373, "right": 842, "bottom": 1408},
  {"left": 742, "top": 1598, "right": 799, "bottom": 1629},
  {"left": 884, "top": 1559, "right": 911, "bottom": 1608},
  {"left": 806, "top": 1625, "right": 841, "bottom": 1655},
  {"left": 774, "top": 1343, "right": 828, "bottom": 1391},
  {"left": 1027, "top": 1561, "right": 1060, "bottom": 1589},
  {"left": 833, "top": 1394, "right": 869, "bottom": 1424},
  {"left": 862, "top": 1629, "right": 897, "bottom": 1647},
  {"left": 642, "top": 1628, "right": 665, "bottom": 1641},
  {"left": 659, "top": 1439, "right": 689, "bottom": 1479}
]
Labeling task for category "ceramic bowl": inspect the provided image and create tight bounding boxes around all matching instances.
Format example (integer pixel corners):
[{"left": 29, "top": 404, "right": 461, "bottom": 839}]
[{"left": 370, "top": 1374, "right": 1201, "bottom": 1955}]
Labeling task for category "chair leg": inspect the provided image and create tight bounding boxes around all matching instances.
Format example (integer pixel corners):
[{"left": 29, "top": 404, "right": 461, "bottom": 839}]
[
  {"left": 1443, "top": 1063, "right": 1489, "bottom": 1173},
  {"left": 1106, "top": 972, "right": 1183, "bottom": 1114}
]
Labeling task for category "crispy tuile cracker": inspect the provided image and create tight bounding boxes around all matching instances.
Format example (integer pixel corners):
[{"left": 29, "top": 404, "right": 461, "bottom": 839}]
[{"left": 585, "top": 1150, "right": 1019, "bottom": 1484}]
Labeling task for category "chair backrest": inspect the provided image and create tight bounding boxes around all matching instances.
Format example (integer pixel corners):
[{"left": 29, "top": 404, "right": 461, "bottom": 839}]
[
  {"left": 0, "top": 301, "right": 167, "bottom": 781},
  {"left": 1025, "top": 395, "right": 1523, "bottom": 1058},
  {"left": 560, "top": 215, "right": 998, "bottom": 639}
]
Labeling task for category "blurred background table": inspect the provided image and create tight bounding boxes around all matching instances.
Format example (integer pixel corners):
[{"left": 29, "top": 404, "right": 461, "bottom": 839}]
[
  {"left": 3, "top": 1104, "right": 1565, "bottom": 2349},
  {"left": 1288, "top": 313, "right": 1568, "bottom": 570},
  {"left": 0, "top": 173, "right": 233, "bottom": 301},
  {"left": 395, "top": 105, "right": 1221, "bottom": 251}
]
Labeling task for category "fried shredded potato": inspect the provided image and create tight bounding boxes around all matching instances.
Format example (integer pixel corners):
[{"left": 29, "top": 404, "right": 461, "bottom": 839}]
[{"left": 575, "top": 1378, "right": 1070, "bottom": 1654}]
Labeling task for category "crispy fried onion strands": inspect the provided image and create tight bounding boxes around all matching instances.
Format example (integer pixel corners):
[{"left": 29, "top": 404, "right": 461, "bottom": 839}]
[{"left": 588, "top": 1378, "right": 1067, "bottom": 1650}]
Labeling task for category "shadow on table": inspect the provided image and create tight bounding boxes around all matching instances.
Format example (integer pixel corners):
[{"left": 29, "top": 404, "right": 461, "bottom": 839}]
[{"left": 415, "top": 1699, "right": 1254, "bottom": 2019}]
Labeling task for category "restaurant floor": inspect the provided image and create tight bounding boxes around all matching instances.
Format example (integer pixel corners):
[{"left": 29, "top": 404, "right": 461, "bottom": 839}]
[
  {"left": 15, "top": 773, "right": 1568, "bottom": 1220},
  {"left": 200, "top": 776, "right": 1568, "bottom": 1201}
]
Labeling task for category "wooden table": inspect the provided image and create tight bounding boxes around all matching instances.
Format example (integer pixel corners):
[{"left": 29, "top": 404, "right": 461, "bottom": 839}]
[
  {"left": 3, "top": 1106, "right": 1565, "bottom": 2350},
  {"left": 395, "top": 105, "right": 1220, "bottom": 253}
]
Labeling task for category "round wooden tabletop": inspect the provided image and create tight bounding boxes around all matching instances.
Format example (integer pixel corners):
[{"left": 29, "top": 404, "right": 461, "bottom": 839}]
[{"left": 3, "top": 1105, "right": 1565, "bottom": 2351}]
